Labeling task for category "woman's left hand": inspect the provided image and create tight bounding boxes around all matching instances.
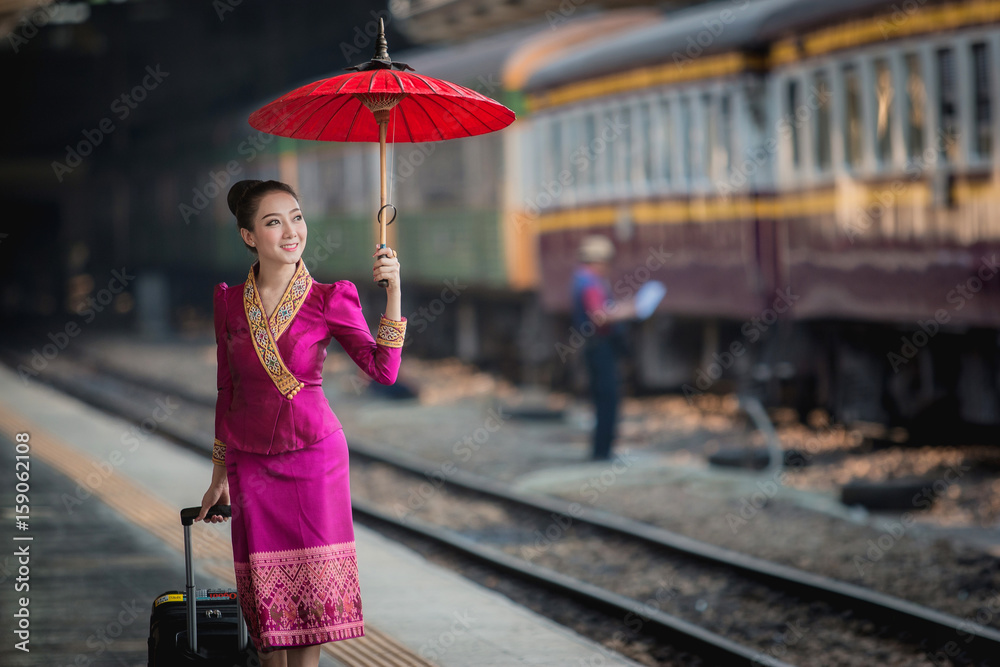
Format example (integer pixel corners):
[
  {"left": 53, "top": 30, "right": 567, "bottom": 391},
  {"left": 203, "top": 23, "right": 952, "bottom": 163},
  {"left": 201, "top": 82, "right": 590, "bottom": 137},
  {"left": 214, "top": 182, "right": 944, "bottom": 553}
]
[{"left": 373, "top": 245, "right": 401, "bottom": 291}]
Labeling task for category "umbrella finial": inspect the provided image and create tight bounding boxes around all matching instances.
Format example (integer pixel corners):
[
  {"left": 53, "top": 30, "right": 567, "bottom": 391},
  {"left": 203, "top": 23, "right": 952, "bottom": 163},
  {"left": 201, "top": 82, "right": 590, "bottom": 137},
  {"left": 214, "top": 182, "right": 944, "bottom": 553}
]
[
  {"left": 344, "top": 17, "right": 414, "bottom": 72},
  {"left": 374, "top": 18, "right": 389, "bottom": 63}
]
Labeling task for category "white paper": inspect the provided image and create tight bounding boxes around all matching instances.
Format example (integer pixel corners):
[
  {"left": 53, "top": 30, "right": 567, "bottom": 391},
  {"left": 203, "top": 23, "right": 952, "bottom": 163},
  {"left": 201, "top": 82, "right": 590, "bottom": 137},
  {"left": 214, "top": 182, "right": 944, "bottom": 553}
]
[{"left": 634, "top": 280, "right": 666, "bottom": 319}]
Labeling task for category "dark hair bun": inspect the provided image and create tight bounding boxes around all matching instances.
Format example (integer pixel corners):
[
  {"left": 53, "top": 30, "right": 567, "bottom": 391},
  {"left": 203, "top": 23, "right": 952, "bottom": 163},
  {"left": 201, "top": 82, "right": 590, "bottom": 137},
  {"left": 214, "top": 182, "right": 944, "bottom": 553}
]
[{"left": 227, "top": 179, "right": 264, "bottom": 216}]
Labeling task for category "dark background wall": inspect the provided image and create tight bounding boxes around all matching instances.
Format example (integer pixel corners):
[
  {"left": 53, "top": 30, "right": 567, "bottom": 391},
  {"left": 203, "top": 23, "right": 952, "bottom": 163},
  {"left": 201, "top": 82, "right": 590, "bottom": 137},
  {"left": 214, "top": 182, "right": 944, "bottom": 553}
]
[{"left": 0, "top": 0, "right": 407, "bottom": 331}]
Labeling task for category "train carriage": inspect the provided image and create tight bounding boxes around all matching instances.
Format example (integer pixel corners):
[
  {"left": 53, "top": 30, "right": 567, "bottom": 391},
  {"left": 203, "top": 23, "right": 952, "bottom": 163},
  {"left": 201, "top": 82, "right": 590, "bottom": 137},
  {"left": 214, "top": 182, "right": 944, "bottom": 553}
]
[
  {"left": 92, "top": 0, "right": 1000, "bottom": 429},
  {"left": 519, "top": 0, "right": 1000, "bottom": 428}
]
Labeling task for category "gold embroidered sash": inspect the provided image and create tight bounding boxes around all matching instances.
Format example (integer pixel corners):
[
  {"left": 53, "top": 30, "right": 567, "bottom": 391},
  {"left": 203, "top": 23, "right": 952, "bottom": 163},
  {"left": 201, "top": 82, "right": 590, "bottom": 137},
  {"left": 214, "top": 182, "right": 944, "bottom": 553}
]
[{"left": 243, "top": 259, "right": 313, "bottom": 400}]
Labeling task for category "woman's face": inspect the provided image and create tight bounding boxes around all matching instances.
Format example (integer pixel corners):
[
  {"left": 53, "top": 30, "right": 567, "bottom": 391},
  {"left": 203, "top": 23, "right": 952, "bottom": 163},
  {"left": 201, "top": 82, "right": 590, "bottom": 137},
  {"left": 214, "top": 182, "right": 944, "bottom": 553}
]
[{"left": 243, "top": 191, "right": 307, "bottom": 266}]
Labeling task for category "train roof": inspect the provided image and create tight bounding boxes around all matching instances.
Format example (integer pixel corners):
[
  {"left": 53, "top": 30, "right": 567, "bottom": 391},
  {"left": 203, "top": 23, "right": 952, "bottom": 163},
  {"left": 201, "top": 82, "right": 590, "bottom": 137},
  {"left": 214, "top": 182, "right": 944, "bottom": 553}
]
[
  {"left": 393, "top": 9, "right": 661, "bottom": 93},
  {"left": 390, "top": 22, "right": 552, "bottom": 91},
  {"left": 523, "top": 0, "right": 900, "bottom": 92}
]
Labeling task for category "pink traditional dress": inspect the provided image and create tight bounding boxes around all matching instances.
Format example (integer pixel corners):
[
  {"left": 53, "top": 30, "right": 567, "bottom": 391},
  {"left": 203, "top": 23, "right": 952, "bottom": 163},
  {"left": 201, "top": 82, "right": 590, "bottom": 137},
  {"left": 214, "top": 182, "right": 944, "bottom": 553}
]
[{"left": 211, "top": 257, "right": 405, "bottom": 650}]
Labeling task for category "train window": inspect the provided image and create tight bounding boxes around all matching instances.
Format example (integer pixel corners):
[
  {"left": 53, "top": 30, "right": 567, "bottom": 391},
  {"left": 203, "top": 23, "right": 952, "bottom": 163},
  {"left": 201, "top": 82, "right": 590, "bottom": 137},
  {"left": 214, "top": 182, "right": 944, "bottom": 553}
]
[
  {"left": 813, "top": 70, "right": 832, "bottom": 170},
  {"left": 715, "top": 93, "right": 732, "bottom": 180},
  {"left": 904, "top": 53, "right": 926, "bottom": 160},
  {"left": 706, "top": 93, "right": 719, "bottom": 179},
  {"left": 593, "top": 106, "right": 612, "bottom": 197},
  {"left": 936, "top": 47, "right": 959, "bottom": 162},
  {"left": 786, "top": 79, "right": 801, "bottom": 169},
  {"left": 843, "top": 64, "right": 863, "bottom": 169},
  {"left": 582, "top": 111, "right": 597, "bottom": 195},
  {"left": 520, "top": 128, "right": 537, "bottom": 205},
  {"left": 538, "top": 120, "right": 552, "bottom": 203},
  {"left": 971, "top": 41, "right": 992, "bottom": 159},
  {"left": 658, "top": 97, "right": 673, "bottom": 184},
  {"left": 696, "top": 93, "right": 711, "bottom": 180},
  {"left": 550, "top": 117, "right": 562, "bottom": 198},
  {"left": 565, "top": 113, "right": 582, "bottom": 203},
  {"left": 634, "top": 100, "right": 653, "bottom": 189},
  {"left": 679, "top": 96, "right": 692, "bottom": 184},
  {"left": 873, "top": 58, "right": 895, "bottom": 166},
  {"left": 615, "top": 105, "right": 632, "bottom": 191}
]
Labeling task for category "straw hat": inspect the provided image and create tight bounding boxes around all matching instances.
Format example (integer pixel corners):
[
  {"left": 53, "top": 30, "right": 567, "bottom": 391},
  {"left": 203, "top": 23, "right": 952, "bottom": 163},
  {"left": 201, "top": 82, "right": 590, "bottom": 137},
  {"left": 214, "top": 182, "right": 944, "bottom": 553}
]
[{"left": 578, "top": 234, "right": 615, "bottom": 263}]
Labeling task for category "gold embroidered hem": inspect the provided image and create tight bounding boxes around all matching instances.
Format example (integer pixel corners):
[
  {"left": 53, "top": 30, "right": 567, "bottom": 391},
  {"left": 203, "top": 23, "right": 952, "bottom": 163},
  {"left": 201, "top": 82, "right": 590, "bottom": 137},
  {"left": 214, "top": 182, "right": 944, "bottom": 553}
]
[
  {"left": 213, "top": 438, "right": 227, "bottom": 466},
  {"left": 376, "top": 315, "right": 406, "bottom": 348},
  {"left": 235, "top": 541, "right": 364, "bottom": 650},
  {"left": 244, "top": 259, "right": 313, "bottom": 400}
]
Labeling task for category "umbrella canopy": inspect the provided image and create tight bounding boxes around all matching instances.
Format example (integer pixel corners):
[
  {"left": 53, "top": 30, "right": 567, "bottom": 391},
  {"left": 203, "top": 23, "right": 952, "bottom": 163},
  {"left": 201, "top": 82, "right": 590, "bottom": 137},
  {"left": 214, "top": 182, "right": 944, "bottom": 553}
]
[
  {"left": 248, "top": 68, "right": 514, "bottom": 143},
  {"left": 248, "top": 20, "right": 515, "bottom": 287}
]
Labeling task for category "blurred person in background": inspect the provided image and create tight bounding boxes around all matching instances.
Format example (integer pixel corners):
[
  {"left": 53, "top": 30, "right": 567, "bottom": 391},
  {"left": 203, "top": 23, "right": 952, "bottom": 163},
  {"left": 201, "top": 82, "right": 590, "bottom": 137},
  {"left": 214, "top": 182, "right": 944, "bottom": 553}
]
[{"left": 572, "top": 234, "right": 636, "bottom": 461}]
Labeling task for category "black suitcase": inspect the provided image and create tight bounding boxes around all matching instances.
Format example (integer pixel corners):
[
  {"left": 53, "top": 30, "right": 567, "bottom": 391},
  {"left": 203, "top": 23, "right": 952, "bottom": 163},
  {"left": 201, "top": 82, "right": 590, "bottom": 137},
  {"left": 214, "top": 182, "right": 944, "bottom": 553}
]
[{"left": 147, "top": 505, "right": 258, "bottom": 666}]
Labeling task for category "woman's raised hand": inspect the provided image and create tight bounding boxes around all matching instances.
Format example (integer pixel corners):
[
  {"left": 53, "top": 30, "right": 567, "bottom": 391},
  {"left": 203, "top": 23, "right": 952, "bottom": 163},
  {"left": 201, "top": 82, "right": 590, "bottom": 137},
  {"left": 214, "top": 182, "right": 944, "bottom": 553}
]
[{"left": 373, "top": 245, "right": 401, "bottom": 291}]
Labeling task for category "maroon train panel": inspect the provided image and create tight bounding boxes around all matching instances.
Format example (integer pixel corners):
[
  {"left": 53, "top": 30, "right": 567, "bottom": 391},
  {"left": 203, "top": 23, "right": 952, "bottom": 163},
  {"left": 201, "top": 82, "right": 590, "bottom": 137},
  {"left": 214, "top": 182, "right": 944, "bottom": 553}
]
[{"left": 536, "top": 217, "right": 769, "bottom": 320}]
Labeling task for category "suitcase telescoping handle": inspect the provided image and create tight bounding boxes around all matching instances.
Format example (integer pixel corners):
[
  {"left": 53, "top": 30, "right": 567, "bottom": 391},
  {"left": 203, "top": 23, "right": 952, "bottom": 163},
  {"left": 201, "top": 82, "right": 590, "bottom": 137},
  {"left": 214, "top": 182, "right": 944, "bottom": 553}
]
[
  {"left": 180, "top": 505, "right": 230, "bottom": 526},
  {"left": 179, "top": 505, "right": 247, "bottom": 655}
]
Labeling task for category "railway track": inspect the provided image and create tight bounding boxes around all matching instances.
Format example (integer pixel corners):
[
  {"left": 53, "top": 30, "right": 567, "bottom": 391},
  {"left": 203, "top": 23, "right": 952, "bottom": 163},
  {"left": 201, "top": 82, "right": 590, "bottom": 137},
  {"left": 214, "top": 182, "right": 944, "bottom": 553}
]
[{"left": 9, "top": 346, "right": 1000, "bottom": 666}]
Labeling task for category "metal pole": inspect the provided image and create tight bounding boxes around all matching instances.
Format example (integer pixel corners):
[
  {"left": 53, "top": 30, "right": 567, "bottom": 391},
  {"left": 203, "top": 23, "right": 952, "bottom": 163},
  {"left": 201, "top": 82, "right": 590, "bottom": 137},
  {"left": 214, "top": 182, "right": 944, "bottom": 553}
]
[
  {"left": 379, "top": 118, "right": 387, "bottom": 248},
  {"left": 741, "top": 395, "right": 784, "bottom": 477},
  {"left": 237, "top": 594, "right": 247, "bottom": 651},
  {"left": 183, "top": 524, "right": 197, "bottom": 653}
]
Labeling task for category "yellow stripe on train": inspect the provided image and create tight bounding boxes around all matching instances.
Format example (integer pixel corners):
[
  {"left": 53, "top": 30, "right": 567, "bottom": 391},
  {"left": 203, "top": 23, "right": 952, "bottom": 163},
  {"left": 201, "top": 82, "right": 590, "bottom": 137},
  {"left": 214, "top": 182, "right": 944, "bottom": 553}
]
[{"left": 523, "top": 181, "right": 999, "bottom": 233}]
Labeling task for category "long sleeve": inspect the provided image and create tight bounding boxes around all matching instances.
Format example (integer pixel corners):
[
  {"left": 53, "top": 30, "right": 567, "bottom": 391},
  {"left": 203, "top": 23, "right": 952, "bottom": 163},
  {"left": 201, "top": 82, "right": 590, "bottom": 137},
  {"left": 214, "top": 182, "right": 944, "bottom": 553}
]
[
  {"left": 213, "top": 282, "right": 233, "bottom": 464},
  {"left": 327, "top": 280, "right": 405, "bottom": 385},
  {"left": 581, "top": 281, "right": 612, "bottom": 335}
]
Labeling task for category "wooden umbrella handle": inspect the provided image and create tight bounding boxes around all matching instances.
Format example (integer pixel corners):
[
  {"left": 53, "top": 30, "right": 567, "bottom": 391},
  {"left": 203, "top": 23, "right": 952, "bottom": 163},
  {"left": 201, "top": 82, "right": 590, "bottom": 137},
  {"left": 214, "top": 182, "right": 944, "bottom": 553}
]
[
  {"left": 375, "top": 206, "right": 397, "bottom": 287},
  {"left": 377, "top": 117, "right": 389, "bottom": 288}
]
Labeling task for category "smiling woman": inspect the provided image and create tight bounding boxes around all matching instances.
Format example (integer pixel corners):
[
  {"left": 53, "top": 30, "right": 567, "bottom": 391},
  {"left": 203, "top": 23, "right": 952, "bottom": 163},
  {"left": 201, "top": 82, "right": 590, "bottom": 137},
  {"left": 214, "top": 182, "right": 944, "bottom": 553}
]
[{"left": 195, "top": 179, "right": 405, "bottom": 667}]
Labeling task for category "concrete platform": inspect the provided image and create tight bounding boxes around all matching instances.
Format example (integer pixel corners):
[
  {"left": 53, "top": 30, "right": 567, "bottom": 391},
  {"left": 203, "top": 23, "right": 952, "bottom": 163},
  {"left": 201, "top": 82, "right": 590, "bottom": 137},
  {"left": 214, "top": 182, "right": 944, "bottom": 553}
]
[{"left": 0, "top": 362, "right": 641, "bottom": 666}]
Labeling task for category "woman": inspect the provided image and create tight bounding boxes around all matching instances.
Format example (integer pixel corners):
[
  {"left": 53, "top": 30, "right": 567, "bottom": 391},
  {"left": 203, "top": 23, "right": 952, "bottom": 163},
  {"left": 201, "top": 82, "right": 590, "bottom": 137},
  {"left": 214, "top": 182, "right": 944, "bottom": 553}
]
[{"left": 196, "top": 179, "right": 405, "bottom": 667}]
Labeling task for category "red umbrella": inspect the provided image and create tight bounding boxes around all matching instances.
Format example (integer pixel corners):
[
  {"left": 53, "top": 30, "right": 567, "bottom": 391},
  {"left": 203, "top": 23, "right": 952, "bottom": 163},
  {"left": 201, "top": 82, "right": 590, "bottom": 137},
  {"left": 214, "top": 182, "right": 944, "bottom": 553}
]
[{"left": 248, "top": 20, "right": 516, "bottom": 286}]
